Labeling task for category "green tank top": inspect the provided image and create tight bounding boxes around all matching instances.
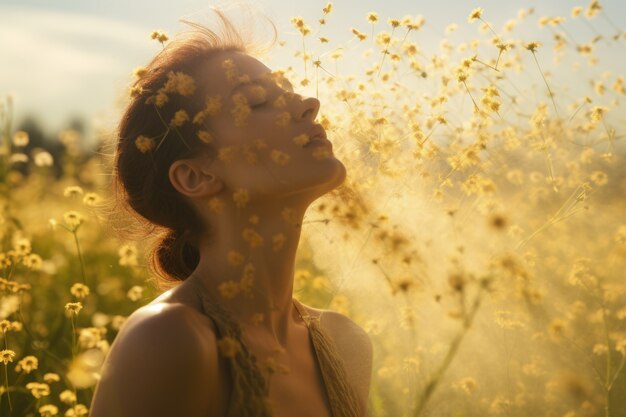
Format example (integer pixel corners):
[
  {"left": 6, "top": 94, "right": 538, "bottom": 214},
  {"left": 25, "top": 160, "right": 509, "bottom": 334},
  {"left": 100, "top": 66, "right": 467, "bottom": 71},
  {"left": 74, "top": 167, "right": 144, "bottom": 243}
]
[{"left": 188, "top": 276, "right": 362, "bottom": 417}]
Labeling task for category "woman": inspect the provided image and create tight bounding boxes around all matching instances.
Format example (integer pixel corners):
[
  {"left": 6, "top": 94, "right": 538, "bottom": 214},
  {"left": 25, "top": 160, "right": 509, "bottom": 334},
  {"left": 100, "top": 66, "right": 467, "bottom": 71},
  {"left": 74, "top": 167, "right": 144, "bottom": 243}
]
[{"left": 89, "top": 8, "right": 373, "bottom": 417}]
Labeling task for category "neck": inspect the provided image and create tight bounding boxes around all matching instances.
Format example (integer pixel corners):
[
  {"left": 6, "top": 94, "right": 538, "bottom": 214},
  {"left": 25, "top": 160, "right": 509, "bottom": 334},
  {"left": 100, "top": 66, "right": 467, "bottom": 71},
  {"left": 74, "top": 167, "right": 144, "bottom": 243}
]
[{"left": 188, "top": 194, "right": 310, "bottom": 346}]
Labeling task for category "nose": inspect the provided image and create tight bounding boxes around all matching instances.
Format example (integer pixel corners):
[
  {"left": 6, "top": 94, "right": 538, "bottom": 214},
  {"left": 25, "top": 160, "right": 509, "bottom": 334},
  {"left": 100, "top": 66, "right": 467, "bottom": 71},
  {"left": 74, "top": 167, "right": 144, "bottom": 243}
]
[{"left": 293, "top": 95, "right": 320, "bottom": 122}]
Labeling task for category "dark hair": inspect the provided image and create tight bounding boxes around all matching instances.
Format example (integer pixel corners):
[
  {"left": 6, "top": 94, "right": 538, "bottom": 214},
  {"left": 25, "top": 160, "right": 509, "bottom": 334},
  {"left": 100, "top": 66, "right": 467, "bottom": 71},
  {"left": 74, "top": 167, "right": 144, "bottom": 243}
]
[{"left": 103, "top": 7, "right": 277, "bottom": 291}]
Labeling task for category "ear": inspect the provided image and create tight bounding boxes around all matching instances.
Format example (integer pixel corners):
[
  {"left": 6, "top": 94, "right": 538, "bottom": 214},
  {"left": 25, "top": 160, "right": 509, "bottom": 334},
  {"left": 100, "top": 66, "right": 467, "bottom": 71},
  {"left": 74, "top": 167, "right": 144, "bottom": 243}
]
[{"left": 169, "top": 159, "right": 223, "bottom": 198}]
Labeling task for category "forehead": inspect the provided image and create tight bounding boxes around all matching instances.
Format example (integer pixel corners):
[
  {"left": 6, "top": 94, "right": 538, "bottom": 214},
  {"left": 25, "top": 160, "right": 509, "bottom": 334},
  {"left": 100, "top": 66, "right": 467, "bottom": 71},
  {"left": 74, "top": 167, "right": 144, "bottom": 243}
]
[{"left": 202, "top": 51, "right": 274, "bottom": 94}]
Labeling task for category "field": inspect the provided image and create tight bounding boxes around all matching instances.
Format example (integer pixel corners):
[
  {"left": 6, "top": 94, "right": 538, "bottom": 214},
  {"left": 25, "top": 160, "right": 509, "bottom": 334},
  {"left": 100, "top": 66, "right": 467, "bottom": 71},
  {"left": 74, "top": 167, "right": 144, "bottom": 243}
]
[{"left": 0, "top": 2, "right": 625, "bottom": 416}]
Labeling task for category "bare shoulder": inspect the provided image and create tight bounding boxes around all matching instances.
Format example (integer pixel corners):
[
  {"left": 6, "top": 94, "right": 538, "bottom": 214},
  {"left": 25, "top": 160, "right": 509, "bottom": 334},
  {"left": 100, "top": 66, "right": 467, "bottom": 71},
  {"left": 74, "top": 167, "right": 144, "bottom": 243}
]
[
  {"left": 90, "top": 303, "right": 219, "bottom": 417},
  {"left": 300, "top": 302, "right": 373, "bottom": 414}
]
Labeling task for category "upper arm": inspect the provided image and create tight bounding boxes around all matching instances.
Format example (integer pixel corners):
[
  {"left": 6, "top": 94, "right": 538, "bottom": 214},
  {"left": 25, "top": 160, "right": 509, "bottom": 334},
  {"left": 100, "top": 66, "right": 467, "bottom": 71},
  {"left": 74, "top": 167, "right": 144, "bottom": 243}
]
[
  {"left": 320, "top": 311, "right": 373, "bottom": 415},
  {"left": 89, "top": 305, "right": 216, "bottom": 417}
]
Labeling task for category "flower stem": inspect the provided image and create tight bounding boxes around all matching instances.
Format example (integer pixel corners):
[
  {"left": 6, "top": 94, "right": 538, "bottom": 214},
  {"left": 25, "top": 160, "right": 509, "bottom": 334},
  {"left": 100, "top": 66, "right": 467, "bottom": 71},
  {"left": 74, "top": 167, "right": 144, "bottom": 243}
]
[
  {"left": 72, "top": 231, "right": 87, "bottom": 286},
  {"left": 531, "top": 51, "right": 559, "bottom": 118}
]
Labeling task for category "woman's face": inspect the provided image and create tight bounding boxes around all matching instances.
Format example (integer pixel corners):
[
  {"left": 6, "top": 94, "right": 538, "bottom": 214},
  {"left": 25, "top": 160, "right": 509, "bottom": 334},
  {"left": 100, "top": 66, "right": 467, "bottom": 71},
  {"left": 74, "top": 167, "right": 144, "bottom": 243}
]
[{"left": 194, "top": 50, "right": 346, "bottom": 204}]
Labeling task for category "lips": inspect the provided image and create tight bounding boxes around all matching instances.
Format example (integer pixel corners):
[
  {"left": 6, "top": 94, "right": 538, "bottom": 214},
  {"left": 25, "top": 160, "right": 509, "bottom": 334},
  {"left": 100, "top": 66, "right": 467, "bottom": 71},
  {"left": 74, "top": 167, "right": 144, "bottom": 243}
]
[{"left": 303, "top": 124, "right": 328, "bottom": 147}]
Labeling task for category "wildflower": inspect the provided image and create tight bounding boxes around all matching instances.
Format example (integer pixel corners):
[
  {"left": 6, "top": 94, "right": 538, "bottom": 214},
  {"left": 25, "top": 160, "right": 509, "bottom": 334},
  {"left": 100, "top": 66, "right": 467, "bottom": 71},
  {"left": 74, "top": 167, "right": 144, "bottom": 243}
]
[
  {"left": 129, "top": 86, "right": 144, "bottom": 98},
  {"left": 170, "top": 109, "right": 189, "bottom": 127},
  {"left": 227, "top": 250, "right": 245, "bottom": 266},
  {"left": 135, "top": 135, "right": 155, "bottom": 153},
  {"left": 290, "top": 17, "right": 311, "bottom": 36},
  {"left": 82, "top": 192, "right": 101, "bottom": 207},
  {"left": 367, "top": 12, "right": 378, "bottom": 23},
  {"left": 63, "top": 211, "right": 84, "bottom": 229},
  {"left": 193, "top": 130, "right": 212, "bottom": 145},
  {"left": 119, "top": 243, "right": 138, "bottom": 266},
  {"left": 218, "top": 146, "right": 238, "bottom": 162},
  {"left": 218, "top": 281, "right": 240, "bottom": 300},
  {"left": 132, "top": 66, "right": 147, "bottom": 78},
  {"left": 34, "top": 151, "right": 54, "bottom": 167},
  {"left": 524, "top": 42, "right": 541, "bottom": 52},
  {"left": 65, "top": 302, "right": 83, "bottom": 315},
  {"left": 322, "top": 2, "right": 333, "bottom": 14},
  {"left": 70, "top": 283, "right": 90, "bottom": 299},
  {"left": 0, "top": 349, "right": 16, "bottom": 364},
  {"left": 590, "top": 171, "right": 608, "bottom": 186},
  {"left": 351, "top": 28, "right": 367, "bottom": 41},
  {"left": 64, "top": 404, "right": 88, "bottom": 416},
  {"left": 162, "top": 71, "right": 196, "bottom": 96},
  {"left": 270, "top": 150, "right": 291, "bottom": 166},
  {"left": 231, "top": 93, "right": 251, "bottom": 127},
  {"left": 25, "top": 382, "right": 50, "bottom": 399},
  {"left": 150, "top": 30, "right": 168, "bottom": 44},
  {"left": 275, "top": 112, "right": 291, "bottom": 127},
  {"left": 16, "top": 355, "right": 39, "bottom": 373},
  {"left": 233, "top": 188, "right": 250, "bottom": 208},
  {"left": 43, "top": 373, "right": 61, "bottom": 384},
  {"left": 468, "top": 7, "right": 483, "bottom": 22},
  {"left": 12, "top": 130, "right": 29, "bottom": 147},
  {"left": 127, "top": 285, "right": 144, "bottom": 301},
  {"left": 242, "top": 228, "right": 264, "bottom": 248},
  {"left": 217, "top": 336, "right": 241, "bottom": 358},
  {"left": 208, "top": 197, "right": 225, "bottom": 214},
  {"left": 0, "top": 320, "right": 11, "bottom": 332},
  {"left": 589, "top": 106, "right": 608, "bottom": 122},
  {"left": 59, "top": 389, "right": 77, "bottom": 404},
  {"left": 272, "top": 233, "right": 286, "bottom": 252},
  {"left": 292, "top": 133, "right": 310, "bottom": 147},
  {"left": 39, "top": 404, "right": 59, "bottom": 417},
  {"left": 458, "top": 377, "right": 479, "bottom": 394}
]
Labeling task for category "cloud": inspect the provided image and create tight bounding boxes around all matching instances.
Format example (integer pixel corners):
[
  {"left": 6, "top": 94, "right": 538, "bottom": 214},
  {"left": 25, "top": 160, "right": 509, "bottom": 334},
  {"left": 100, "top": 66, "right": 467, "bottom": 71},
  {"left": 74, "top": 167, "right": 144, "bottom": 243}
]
[{"left": 0, "top": 5, "right": 154, "bottom": 131}]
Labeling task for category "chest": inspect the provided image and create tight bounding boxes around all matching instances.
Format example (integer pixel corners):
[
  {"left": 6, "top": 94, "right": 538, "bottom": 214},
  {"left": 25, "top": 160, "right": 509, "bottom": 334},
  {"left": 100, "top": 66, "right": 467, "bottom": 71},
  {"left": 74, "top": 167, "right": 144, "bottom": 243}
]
[{"left": 209, "top": 323, "right": 334, "bottom": 417}]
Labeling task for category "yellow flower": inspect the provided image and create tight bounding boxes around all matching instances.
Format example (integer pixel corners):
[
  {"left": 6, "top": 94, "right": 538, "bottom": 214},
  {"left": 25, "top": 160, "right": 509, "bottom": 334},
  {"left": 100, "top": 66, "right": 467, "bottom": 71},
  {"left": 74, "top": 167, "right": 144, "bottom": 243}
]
[
  {"left": 65, "top": 302, "right": 83, "bottom": 315},
  {"left": 162, "top": 71, "right": 196, "bottom": 96},
  {"left": 64, "top": 404, "right": 88, "bottom": 416},
  {"left": 132, "top": 66, "right": 147, "bottom": 78},
  {"left": 0, "top": 349, "right": 16, "bottom": 365},
  {"left": 43, "top": 373, "right": 61, "bottom": 384},
  {"left": 275, "top": 112, "right": 291, "bottom": 127},
  {"left": 322, "top": 2, "right": 333, "bottom": 14},
  {"left": 25, "top": 382, "right": 50, "bottom": 399},
  {"left": 170, "top": 109, "right": 190, "bottom": 127},
  {"left": 135, "top": 135, "right": 155, "bottom": 153},
  {"left": 589, "top": 106, "right": 608, "bottom": 122},
  {"left": 351, "top": 28, "right": 367, "bottom": 41},
  {"left": 127, "top": 285, "right": 144, "bottom": 302},
  {"left": 82, "top": 192, "right": 102, "bottom": 206},
  {"left": 292, "top": 133, "right": 310, "bottom": 147},
  {"left": 70, "top": 283, "right": 90, "bottom": 299},
  {"left": 233, "top": 188, "right": 250, "bottom": 208},
  {"left": 63, "top": 185, "right": 83, "bottom": 197},
  {"left": 196, "top": 130, "right": 214, "bottom": 144},
  {"left": 208, "top": 197, "right": 224, "bottom": 214},
  {"left": 242, "top": 228, "right": 264, "bottom": 248},
  {"left": 270, "top": 150, "right": 291, "bottom": 165},
  {"left": 217, "top": 336, "right": 241, "bottom": 358},
  {"left": 59, "top": 389, "right": 77, "bottom": 405},
  {"left": 12, "top": 130, "right": 29, "bottom": 147},
  {"left": 272, "top": 233, "right": 286, "bottom": 252},
  {"left": 39, "top": 404, "right": 59, "bottom": 417},
  {"left": 231, "top": 93, "right": 251, "bottom": 127},
  {"left": 218, "top": 281, "right": 240, "bottom": 300},
  {"left": 63, "top": 211, "right": 84, "bottom": 229},
  {"left": 524, "top": 42, "right": 541, "bottom": 52},
  {"left": 150, "top": 30, "right": 168, "bottom": 43},
  {"left": 227, "top": 250, "right": 245, "bottom": 266},
  {"left": 17, "top": 355, "right": 39, "bottom": 374},
  {"left": 468, "top": 7, "right": 483, "bottom": 22},
  {"left": 218, "top": 146, "right": 239, "bottom": 162},
  {"left": 201, "top": 95, "right": 222, "bottom": 117},
  {"left": 367, "top": 12, "right": 378, "bottom": 23}
]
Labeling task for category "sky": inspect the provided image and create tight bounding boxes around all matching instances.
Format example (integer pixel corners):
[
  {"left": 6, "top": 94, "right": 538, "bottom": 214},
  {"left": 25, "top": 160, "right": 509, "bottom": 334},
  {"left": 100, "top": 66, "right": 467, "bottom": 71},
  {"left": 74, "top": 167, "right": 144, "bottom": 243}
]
[{"left": 0, "top": 0, "right": 624, "bottom": 144}]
